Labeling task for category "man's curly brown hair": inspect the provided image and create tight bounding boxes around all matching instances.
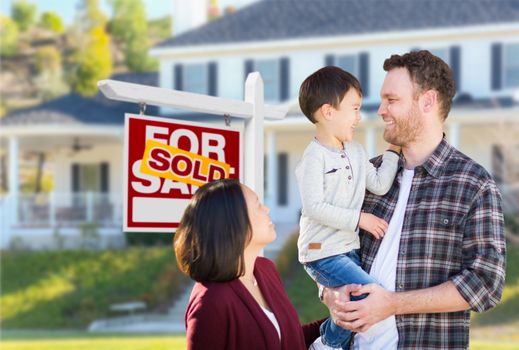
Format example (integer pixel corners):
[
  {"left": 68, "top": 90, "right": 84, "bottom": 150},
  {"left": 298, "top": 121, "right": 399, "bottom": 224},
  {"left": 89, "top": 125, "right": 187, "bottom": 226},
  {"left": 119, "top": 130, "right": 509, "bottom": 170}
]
[{"left": 383, "top": 50, "right": 456, "bottom": 121}]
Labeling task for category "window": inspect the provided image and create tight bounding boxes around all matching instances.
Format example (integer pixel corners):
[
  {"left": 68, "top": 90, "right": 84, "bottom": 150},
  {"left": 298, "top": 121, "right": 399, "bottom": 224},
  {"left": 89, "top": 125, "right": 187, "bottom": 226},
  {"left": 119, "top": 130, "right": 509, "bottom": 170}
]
[
  {"left": 504, "top": 43, "right": 519, "bottom": 88},
  {"left": 326, "top": 53, "right": 369, "bottom": 96},
  {"left": 79, "top": 164, "right": 101, "bottom": 192},
  {"left": 255, "top": 59, "right": 279, "bottom": 102},
  {"left": 336, "top": 55, "right": 358, "bottom": 76},
  {"left": 184, "top": 63, "right": 208, "bottom": 94}
]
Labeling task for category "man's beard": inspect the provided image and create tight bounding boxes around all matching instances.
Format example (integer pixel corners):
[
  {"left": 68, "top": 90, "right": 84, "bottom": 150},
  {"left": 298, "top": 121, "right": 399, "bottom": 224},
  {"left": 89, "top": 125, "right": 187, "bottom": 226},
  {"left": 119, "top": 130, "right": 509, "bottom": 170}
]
[{"left": 383, "top": 102, "right": 423, "bottom": 147}]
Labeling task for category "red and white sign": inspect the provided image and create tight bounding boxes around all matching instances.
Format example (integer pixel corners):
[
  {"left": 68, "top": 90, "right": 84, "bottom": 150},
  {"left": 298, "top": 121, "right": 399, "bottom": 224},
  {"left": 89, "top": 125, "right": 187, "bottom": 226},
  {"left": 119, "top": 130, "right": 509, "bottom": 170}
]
[{"left": 123, "top": 114, "right": 242, "bottom": 232}]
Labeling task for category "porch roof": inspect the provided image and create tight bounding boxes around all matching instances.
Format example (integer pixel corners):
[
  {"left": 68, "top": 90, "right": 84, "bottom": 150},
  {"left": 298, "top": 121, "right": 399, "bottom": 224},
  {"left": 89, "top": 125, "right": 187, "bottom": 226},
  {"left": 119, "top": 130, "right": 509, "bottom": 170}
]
[{"left": 1, "top": 73, "right": 159, "bottom": 128}]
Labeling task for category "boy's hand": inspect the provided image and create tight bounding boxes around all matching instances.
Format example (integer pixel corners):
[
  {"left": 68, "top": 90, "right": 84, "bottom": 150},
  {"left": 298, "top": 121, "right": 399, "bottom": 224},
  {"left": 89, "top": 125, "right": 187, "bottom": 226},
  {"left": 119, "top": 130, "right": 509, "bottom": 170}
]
[
  {"left": 359, "top": 213, "right": 388, "bottom": 239},
  {"left": 387, "top": 144, "right": 401, "bottom": 154}
]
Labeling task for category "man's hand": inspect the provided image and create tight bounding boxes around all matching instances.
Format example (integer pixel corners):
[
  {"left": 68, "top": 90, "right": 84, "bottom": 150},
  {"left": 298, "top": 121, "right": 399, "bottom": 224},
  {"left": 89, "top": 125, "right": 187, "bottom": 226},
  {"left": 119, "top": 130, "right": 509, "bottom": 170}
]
[
  {"left": 359, "top": 213, "right": 388, "bottom": 239},
  {"left": 323, "top": 283, "right": 396, "bottom": 333}
]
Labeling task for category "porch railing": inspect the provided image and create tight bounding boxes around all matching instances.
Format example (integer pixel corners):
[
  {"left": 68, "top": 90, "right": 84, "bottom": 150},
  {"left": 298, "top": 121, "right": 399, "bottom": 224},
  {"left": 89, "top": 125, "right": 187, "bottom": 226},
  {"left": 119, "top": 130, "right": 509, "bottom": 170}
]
[{"left": 14, "top": 192, "right": 122, "bottom": 228}]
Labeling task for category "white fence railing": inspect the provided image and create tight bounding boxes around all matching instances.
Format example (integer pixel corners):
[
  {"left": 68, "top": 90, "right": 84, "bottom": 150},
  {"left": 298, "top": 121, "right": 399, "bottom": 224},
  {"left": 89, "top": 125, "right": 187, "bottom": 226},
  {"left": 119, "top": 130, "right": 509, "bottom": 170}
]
[{"left": 13, "top": 192, "right": 122, "bottom": 228}]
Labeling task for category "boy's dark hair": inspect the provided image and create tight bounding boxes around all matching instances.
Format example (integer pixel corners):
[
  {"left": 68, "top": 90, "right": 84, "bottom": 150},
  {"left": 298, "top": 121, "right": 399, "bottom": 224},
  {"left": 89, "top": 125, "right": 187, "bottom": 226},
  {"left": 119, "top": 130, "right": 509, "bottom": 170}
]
[
  {"left": 299, "top": 66, "right": 363, "bottom": 124},
  {"left": 174, "top": 178, "right": 251, "bottom": 282},
  {"left": 383, "top": 50, "right": 456, "bottom": 121}
]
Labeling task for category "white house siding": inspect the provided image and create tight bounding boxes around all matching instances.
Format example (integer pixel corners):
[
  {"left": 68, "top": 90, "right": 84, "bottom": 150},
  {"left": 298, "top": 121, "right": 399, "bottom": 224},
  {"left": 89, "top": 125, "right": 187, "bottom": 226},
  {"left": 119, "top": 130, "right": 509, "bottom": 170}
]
[
  {"left": 156, "top": 26, "right": 519, "bottom": 108},
  {"left": 53, "top": 143, "right": 123, "bottom": 206}
]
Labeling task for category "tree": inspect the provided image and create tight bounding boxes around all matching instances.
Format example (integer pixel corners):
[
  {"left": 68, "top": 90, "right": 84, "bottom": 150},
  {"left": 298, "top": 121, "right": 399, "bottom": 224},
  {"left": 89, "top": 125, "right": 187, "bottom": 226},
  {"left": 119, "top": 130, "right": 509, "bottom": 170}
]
[
  {"left": 39, "top": 11, "right": 64, "bottom": 33},
  {"left": 67, "top": 0, "right": 112, "bottom": 96},
  {"left": 34, "top": 46, "right": 69, "bottom": 100},
  {"left": 69, "top": 26, "right": 113, "bottom": 96},
  {"left": 109, "top": 0, "right": 157, "bottom": 72},
  {"left": 11, "top": 0, "right": 37, "bottom": 32},
  {"left": 77, "top": 0, "right": 107, "bottom": 31},
  {"left": 0, "top": 16, "right": 19, "bottom": 57}
]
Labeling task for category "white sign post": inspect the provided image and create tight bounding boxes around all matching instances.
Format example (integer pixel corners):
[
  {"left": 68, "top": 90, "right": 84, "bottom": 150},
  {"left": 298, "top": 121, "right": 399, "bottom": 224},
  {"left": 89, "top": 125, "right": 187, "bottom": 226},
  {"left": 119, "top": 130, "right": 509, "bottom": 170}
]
[{"left": 98, "top": 73, "right": 287, "bottom": 230}]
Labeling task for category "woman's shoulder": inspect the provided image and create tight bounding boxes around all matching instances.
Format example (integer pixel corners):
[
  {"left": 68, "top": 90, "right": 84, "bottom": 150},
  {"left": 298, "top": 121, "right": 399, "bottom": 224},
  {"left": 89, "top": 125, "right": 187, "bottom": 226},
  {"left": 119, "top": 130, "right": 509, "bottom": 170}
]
[
  {"left": 190, "top": 280, "right": 233, "bottom": 303},
  {"left": 255, "top": 256, "right": 277, "bottom": 272}
]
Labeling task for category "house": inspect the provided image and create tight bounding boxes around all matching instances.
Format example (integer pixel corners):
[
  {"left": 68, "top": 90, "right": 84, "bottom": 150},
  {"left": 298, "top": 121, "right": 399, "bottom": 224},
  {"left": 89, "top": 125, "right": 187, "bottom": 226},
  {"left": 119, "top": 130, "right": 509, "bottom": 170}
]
[
  {"left": 1, "top": 0, "right": 519, "bottom": 249},
  {"left": 151, "top": 0, "right": 519, "bottom": 224},
  {"left": 0, "top": 73, "right": 159, "bottom": 249}
]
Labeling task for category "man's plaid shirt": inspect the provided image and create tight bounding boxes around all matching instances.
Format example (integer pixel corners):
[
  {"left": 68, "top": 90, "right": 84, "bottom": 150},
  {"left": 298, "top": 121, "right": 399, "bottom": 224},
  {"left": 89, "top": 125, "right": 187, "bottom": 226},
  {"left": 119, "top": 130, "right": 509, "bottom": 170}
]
[{"left": 358, "top": 138, "right": 506, "bottom": 350}]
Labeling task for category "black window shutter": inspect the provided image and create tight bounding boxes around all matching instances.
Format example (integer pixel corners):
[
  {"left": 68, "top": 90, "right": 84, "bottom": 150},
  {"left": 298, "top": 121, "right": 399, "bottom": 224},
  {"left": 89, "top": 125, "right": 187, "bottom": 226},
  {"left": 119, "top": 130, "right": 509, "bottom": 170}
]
[
  {"left": 100, "top": 162, "right": 109, "bottom": 193},
  {"left": 280, "top": 57, "right": 290, "bottom": 101},
  {"left": 450, "top": 46, "right": 461, "bottom": 91},
  {"left": 325, "top": 54, "right": 335, "bottom": 66},
  {"left": 174, "top": 64, "right": 183, "bottom": 90},
  {"left": 491, "top": 43, "right": 502, "bottom": 91},
  {"left": 359, "top": 52, "right": 370, "bottom": 97},
  {"left": 244, "top": 59, "right": 254, "bottom": 81},
  {"left": 208, "top": 62, "right": 218, "bottom": 96},
  {"left": 72, "top": 164, "right": 80, "bottom": 193},
  {"left": 277, "top": 153, "right": 288, "bottom": 206}
]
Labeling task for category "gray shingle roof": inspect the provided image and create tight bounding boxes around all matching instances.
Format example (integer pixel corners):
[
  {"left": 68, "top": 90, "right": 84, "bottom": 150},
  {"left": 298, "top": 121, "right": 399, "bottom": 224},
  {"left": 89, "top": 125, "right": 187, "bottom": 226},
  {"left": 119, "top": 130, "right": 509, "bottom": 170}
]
[
  {"left": 1, "top": 72, "right": 159, "bottom": 126},
  {"left": 156, "top": 0, "right": 519, "bottom": 48}
]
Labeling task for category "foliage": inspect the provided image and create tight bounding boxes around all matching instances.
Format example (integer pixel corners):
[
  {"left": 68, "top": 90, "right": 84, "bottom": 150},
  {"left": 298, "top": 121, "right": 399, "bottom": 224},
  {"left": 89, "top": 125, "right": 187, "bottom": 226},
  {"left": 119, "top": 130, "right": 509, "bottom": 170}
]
[
  {"left": 148, "top": 16, "right": 172, "bottom": 42},
  {"left": 275, "top": 233, "right": 299, "bottom": 279},
  {"left": 11, "top": 0, "right": 37, "bottom": 32},
  {"left": 0, "top": 16, "right": 19, "bottom": 57},
  {"left": 69, "top": 25, "right": 112, "bottom": 96},
  {"left": 109, "top": 0, "right": 157, "bottom": 72},
  {"left": 275, "top": 232, "right": 329, "bottom": 324},
  {"left": 471, "top": 244, "right": 519, "bottom": 326},
  {"left": 0, "top": 247, "right": 187, "bottom": 328},
  {"left": 125, "top": 232, "right": 174, "bottom": 246},
  {"left": 77, "top": 0, "right": 107, "bottom": 31},
  {"left": 20, "top": 170, "right": 54, "bottom": 193},
  {"left": 34, "top": 46, "right": 61, "bottom": 75},
  {"left": 505, "top": 214, "right": 519, "bottom": 235},
  {"left": 39, "top": 11, "right": 64, "bottom": 33}
]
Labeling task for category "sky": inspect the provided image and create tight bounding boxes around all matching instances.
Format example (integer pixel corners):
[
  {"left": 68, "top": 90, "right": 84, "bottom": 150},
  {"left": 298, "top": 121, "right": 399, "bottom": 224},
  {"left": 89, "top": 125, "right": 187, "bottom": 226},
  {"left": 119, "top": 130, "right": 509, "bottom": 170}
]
[{"left": 0, "top": 0, "right": 173, "bottom": 23}]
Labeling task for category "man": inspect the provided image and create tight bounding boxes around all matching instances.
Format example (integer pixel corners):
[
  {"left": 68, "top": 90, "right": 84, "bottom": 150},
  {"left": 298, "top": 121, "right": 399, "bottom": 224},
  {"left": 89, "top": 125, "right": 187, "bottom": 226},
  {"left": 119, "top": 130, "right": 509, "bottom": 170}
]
[{"left": 321, "top": 50, "right": 506, "bottom": 350}]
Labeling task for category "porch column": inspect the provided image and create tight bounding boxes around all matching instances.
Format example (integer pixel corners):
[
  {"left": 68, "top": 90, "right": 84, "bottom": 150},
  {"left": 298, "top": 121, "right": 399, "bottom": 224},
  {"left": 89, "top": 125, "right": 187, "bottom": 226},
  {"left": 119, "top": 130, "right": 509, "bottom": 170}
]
[
  {"left": 266, "top": 131, "right": 278, "bottom": 213},
  {"left": 365, "top": 127, "right": 376, "bottom": 158},
  {"left": 449, "top": 123, "right": 460, "bottom": 149},
  {"left": 9, "top": 136, "right": 19, "bottom": 225}
]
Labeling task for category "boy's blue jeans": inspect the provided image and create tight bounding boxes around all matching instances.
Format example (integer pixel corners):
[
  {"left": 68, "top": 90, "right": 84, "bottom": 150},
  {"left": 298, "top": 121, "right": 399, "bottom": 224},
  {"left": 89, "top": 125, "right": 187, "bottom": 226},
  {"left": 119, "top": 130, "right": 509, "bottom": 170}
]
[{"left": 304, "top": 250, "right": 376, "bottom": 349}]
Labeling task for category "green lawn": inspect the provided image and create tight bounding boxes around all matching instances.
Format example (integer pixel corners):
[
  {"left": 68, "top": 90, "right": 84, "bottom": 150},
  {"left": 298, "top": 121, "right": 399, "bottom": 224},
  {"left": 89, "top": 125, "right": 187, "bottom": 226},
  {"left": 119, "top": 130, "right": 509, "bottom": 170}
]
[
  {"left": 1, "top": 330, "right": 518, "bottom": 350},
  {"left": 1, "top": 248, "right": 188, "bottom": 328},
  {"left": 0, "top": 331, "right": 186, "bottom": 350}
]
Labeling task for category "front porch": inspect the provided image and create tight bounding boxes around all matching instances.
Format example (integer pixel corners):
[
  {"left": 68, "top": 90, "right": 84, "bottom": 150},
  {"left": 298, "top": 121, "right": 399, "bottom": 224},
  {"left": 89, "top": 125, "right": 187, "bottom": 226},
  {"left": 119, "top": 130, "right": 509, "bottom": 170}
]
[{"left": 1, "top": 191, "right": 124, "bottom": 250}]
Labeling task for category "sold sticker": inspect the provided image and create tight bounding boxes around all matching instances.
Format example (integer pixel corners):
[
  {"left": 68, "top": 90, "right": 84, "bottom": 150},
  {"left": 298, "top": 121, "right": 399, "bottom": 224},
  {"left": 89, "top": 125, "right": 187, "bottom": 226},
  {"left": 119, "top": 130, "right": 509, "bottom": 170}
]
[{"left": 140, "top": 139, "right": 231, "bottom": 187}]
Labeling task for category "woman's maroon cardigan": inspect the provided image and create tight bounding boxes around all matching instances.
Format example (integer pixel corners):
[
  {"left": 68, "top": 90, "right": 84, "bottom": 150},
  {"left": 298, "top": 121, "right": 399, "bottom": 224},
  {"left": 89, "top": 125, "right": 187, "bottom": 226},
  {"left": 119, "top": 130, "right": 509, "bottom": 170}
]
[{"left": 185, "top": 257, "right": 324, "bottom": 349}]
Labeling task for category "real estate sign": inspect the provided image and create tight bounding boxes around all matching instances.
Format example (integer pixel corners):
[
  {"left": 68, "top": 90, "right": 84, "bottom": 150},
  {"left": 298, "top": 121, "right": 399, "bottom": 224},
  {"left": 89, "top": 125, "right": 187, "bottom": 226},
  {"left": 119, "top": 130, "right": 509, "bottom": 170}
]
[{"left": 124, "top": 114, "right": 242, "bottom": 232}]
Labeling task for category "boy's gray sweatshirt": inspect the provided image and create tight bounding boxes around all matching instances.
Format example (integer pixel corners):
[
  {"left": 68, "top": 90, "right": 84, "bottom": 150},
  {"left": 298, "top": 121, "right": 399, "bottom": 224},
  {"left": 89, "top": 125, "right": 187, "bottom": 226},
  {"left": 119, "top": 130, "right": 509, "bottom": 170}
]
[{"left": 295, "top": 140, "right": 399, "bottom": 263}]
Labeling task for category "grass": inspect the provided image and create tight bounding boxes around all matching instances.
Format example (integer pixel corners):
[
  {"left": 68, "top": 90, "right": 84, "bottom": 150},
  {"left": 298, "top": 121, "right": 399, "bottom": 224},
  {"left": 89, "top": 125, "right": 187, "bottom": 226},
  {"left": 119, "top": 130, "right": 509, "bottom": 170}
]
[
  {"left": 0, "top": 330, "right": 187, "bottom": 350},
  {"left": 0, "top": 247, "right": 188, "bottom": 328}
]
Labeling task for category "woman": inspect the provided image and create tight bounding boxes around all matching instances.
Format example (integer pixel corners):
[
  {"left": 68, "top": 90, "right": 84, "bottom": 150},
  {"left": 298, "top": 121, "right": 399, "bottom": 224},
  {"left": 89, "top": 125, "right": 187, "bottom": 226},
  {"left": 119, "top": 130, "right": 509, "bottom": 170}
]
[{"left": 174, "top": 178, "right": 324, "bottom": 349}]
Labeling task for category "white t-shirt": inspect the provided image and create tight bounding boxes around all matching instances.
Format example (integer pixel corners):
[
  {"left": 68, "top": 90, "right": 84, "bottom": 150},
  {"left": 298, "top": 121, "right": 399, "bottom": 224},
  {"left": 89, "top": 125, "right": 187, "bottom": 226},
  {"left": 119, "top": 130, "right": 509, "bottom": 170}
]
[
  {"left": 261, "top": 306, "right": 281, "bottom": 339},
  {"left": 352, "top": 168, "right": 415, "bottom": 350}
]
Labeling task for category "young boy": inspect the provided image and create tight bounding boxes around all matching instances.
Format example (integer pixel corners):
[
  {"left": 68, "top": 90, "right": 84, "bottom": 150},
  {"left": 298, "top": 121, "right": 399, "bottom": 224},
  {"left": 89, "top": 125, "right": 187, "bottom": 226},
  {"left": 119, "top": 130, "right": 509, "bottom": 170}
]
[{"left": 296, "top": 66, "right": 400, "bottom": 349}]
